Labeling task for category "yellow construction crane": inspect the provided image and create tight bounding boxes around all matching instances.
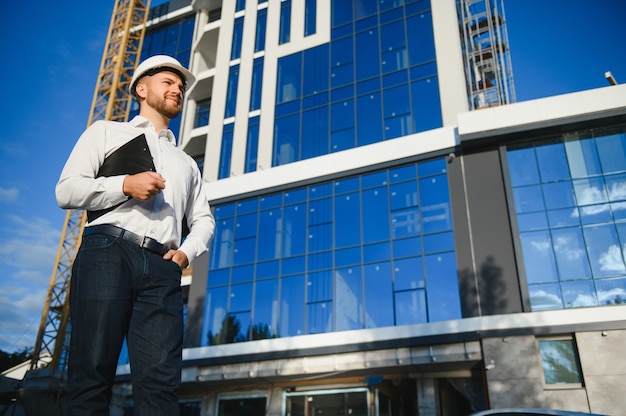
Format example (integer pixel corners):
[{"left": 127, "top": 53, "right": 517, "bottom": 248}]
[{"left": 19, "top": 1, "right": 151, "bottom": 414}]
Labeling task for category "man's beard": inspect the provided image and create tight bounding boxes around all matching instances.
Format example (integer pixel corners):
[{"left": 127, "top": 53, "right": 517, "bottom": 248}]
[{"left": 147, "top": 93, "right": 182, "bottom": 120}]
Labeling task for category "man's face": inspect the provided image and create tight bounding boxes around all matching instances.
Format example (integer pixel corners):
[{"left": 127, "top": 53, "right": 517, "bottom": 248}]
[{"left": 141, "top": 71, "right": 185, "bottom": 119}]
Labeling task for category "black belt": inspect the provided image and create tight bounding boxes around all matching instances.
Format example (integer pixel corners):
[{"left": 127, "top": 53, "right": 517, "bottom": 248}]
[{"left": 84, "top": 224, "right": 171, "bottom": 256}]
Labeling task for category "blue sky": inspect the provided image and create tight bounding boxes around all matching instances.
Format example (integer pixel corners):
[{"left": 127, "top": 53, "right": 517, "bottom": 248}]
[{"left": 0, "top": 0, "right": 625, "bottom": 354}]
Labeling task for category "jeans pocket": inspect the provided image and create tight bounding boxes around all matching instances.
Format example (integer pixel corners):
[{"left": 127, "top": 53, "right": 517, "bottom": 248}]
[
  {"left": 80, "top": 234, "right": 117, "bottom": 251},
  {"left": 169, "top": 259, "right": 183, "bottom": 273}
]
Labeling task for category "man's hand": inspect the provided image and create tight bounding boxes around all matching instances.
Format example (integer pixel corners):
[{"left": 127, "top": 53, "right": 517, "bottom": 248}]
[
  {"left": 163, "top": 250, "right": 189, "bottom": 269},
  {"left": 123, "top": 171, "right": 166, "bottom": 200}
]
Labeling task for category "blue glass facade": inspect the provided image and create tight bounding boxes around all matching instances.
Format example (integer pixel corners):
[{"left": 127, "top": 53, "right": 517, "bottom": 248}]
[
  {"left": 201, "top": 158, "right": 460, "bottom": 345},
  {"left": 272, "top": 0, "right": 441, "bottom": 167},
  {"left": 132, "top": 15, "right": 195, "bottom": 138},
  {"left": 507, "top": 126, "right": 626, "bottom": 311}
]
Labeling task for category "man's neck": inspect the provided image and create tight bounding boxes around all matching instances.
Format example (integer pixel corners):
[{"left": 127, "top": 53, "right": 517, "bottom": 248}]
[{"left": 139, "top": 108, "right": 170, "bottom": 132}]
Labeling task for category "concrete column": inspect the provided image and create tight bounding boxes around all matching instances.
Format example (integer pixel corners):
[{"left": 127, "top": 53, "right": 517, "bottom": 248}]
[
  {"left": 417, "top": 376, "right": 438, "bottom": 416},
  {"left": 266, "top": 385, "right": 285, "bottom": 416}
]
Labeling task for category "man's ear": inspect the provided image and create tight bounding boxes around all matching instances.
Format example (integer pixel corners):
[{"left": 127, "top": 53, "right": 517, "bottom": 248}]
[{"left": 135, "top": 82, "right": 147, "bottom": 99}]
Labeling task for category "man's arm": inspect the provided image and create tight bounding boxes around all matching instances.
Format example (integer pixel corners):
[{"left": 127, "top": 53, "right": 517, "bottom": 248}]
[
  {"left": 176, "top": 168, "right": 215, "bottom": 266},
  {"left": 56, "top": 121, "right": 128, "bottom": 211}
]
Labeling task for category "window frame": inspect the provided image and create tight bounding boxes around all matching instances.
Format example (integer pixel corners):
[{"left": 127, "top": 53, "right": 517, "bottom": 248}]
[{"left": 536, "top": 335, "right": 584, "bottom": 389}]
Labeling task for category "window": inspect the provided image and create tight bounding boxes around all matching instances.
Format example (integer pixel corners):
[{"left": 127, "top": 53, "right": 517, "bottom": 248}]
[
  {"left": 330, "top": 36, "right": 354, "bottom": 88},
  {"left": 355, "top": 28, "right": 380, "bottom": 82},
  {"left": 507, "top": 127, "right": 626, "bottom": 311},
  {"left": 411, "top": 75, "right": 441, "bottom": 132},
  {"left": 273, "top": 113, "right": 300, "bottom": 166},
  {"left": 250, "top": 58, "right": 264, "bottom": 111},
  {"left": 380, "top": 20, "right": 408, "bottom": 74},
  {"left": 383, "top": 83, "right": 412, "bottom": 140},
  {"left": 276, "top": 53, "right": 301, "bottom": 104},
  {"left": 279, "top": 0, "right": 292, "bottom": 44},
  {"left": 218, "top": 124, "right": 234, "bottom": 179},
  {"left": 201, "top": 158, "right": 460, "bottom": 346},
  {"left": 254, "top": 8, "right": 267, "bottom": 52},
  {"left": 231, "top": 17, "right": 244, "bottom": 60},
  {"left": 305, "top": 0, "right": 317, "bottom": 36},
  {"left": 194, "top": 97, "right": 211, "bottom": 128},
  {"left": 224, "top": 65, "right": 240, "bottom": 118},
  {"left": 245, "top": 117, "right": 260, "bottom": 173},
  {"left": 303, "top": 45, "right": 329, "bottom": 96},
  {"left": 209, "top": 8, "right": 222, "bottom": 22},
  {"left": 538, "top": 337, "right": 583, "bottom": 386},
  {"left": 272, "top": 2, "right": 441, "bottom": 168},
  {"left": 407, "top": 11, "right": 436, "bottom": 66}
]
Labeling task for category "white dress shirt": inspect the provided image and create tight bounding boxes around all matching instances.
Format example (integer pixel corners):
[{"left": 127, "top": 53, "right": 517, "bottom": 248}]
[{"left": 56, "top": 116, "right": 215, "bottom": 264}]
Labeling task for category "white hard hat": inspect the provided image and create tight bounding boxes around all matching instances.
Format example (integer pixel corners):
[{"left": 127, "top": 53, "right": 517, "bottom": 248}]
[{"left": 130, "top": 55, "right": 196, "bottom": 95}]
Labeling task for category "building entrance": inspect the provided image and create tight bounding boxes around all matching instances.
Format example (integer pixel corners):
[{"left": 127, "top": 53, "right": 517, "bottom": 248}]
[
  {"left": 285, "top": 388, "right": 369, "bottom": 415},
  {"left": 282, "top": 376, "right": 479, "bottom": 416}
]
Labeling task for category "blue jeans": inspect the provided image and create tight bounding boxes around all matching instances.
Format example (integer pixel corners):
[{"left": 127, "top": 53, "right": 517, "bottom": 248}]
[{"left": 66, "top": 233, "right": 183, "bottom": 416}]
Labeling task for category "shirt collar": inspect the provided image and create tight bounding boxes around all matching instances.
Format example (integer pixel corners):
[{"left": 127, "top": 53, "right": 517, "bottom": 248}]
[{"left": 130, "top": 115, "right": 176, "bottom": 144}]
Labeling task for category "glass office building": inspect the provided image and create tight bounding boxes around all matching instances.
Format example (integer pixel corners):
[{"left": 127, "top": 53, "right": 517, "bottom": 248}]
[{"left": 111, "top": 1, "right": 626, "bottom": 415}]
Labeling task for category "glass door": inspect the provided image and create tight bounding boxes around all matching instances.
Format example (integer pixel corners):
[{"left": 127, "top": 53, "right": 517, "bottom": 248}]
[{"left": 285, "top": 388, "right": 369, "bottom": 416}]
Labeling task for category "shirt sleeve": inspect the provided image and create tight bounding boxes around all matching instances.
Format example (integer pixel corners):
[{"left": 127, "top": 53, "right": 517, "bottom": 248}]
[
  {"left": 178, "top": 165, "right": 215, "bottom": 265},
  {"left": 55, "top": 121, "right": 129, "bottom": 210}
]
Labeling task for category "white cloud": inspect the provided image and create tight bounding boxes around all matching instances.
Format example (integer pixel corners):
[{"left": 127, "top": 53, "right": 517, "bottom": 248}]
[
  {"left": 553, "top": 235, "right": 585, "bottom": 260},
  {"left": 0, "top": 214, "right": 61, "bottom": 352},
  {"left": 599, "top": 244, "right": 626, "bottom": 273},
  {"left": 575, "top": 184, "right": 607, "bottom": 205},
  {"left": 0, "top": 283, "right": 48, "bottom": 351},
  {"left": 530, "top": 240, "right": 551, "bottom": 252},
  {"left": 608, "top": 180, "right": 626, "bottom": 201},
  {"left": 0, "top": 215, "right": 59, "bottom": 269},
  {"left": 569, "top": 183, "right": 611, "bottom": 217},
  {"left": 530, "top": 289, "right": 563, "bottom": 311},
  {"left": 578, "top": 204, "right": 611, "bottom": 217},
  {"left": 568, "top": 292, "right": 598, "bottom": 307},
  {"left": 0, "top": 187, "right": 19, "bottom": 203},
  {"left": 0, "top": 140, "right": 29, "bottom": 159}
]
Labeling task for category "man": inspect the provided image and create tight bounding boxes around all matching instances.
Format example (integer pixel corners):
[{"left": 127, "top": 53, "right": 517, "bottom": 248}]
[{"left": 56, "top": 55, "right": 215, "bottom": 415}]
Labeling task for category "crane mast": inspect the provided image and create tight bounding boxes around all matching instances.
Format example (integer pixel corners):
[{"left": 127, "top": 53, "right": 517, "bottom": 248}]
[{"left": 20, "top": 1, "right": 151, "bottom": 414}]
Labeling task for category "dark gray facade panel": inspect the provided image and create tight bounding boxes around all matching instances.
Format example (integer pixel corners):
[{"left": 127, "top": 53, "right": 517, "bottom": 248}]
[
  {"left": 184, "top": 251, "right": 209, "bottom": 348},
  {"left": 450, "top": 148, "right": 522, "bottom": 317},
  {"left": 448, "top": 154, "right": 479, "bottom": 317}
]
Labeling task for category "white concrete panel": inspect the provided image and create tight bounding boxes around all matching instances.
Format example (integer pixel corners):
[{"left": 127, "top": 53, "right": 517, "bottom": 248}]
[
  {"left": 431, "top": 0, "right": 469, "bottom": 125},
  {"left": 458, "top": 84, "right": 626, "bottom": 140},
  {"left": 204, "top": 126, "right": 458, "bottom": 201},
  {"left": 174, "top": 305, "right": 626, "bottom": 366},
  {"left": 200, "top": 2, "right": 238, "bottom": 181}
]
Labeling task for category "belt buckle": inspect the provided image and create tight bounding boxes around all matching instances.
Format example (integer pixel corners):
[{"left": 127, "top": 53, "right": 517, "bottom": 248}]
[{"left": 140, "top": 235, "right": 151, "bottom": 250}]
